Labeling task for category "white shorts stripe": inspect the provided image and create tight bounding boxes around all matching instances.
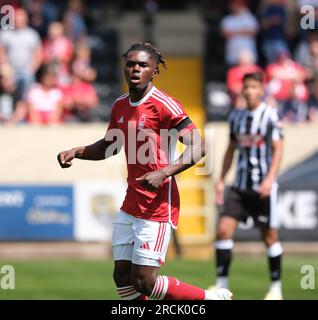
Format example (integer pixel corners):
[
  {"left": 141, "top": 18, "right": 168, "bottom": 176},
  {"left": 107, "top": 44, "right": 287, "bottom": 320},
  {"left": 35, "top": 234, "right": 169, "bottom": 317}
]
[
  {"left": 154, "top": 223, "right": 163, "bottom": 252},
  {"left": 112, "top": 211, "right": 172, "bottom": 267},
  {"left": 157, "top": 223, "right": 167, "bottom": 253}
]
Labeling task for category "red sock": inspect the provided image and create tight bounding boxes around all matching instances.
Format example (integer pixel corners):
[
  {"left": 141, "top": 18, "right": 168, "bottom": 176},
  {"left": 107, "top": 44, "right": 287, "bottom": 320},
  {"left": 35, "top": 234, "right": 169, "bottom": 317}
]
[{"left": 150, "top": 276, "right": 205, "bottom": 300}]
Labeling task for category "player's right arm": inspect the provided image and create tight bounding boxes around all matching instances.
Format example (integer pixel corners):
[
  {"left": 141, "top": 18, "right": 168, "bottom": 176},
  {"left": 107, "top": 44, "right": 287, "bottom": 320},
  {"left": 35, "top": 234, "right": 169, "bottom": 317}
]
[
  {"left": 215, "top": 139, "right": 236, "bottom": 206},
  {"left": 57, "top": 101, "right": 122, "bottom": 168},
  {"left": 57, "top": 138, "right": 119, "bottom": 168}
]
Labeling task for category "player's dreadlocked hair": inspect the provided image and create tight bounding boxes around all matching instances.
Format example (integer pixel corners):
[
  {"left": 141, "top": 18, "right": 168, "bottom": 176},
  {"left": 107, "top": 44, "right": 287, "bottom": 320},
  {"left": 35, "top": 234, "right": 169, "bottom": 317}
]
[{"left": 122, "top": 42, "right": 167, "bottom": 72}]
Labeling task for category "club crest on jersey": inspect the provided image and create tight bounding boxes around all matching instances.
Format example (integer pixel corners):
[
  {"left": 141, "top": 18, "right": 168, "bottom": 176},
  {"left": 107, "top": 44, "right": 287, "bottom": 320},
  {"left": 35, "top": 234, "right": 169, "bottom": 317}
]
[{"left": 138, "top": 113, "right": 147, "bottom": 130}]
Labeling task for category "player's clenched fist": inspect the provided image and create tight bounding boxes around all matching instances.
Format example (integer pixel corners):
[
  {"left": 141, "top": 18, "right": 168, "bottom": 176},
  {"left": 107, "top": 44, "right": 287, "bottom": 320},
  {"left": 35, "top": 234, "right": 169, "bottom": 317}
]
[
  {"left": 136, "top": 170, "right": 168, "bottom": 191},
  {"left": 57, "top": 149, "right": 77, "bottom": 168}
]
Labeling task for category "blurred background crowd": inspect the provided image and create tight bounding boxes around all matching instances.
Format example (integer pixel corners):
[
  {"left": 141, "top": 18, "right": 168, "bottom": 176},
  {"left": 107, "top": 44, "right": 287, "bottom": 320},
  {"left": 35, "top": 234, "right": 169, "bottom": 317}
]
[{"left": 0, "top": 0, "right": 318, "bottom": 125}]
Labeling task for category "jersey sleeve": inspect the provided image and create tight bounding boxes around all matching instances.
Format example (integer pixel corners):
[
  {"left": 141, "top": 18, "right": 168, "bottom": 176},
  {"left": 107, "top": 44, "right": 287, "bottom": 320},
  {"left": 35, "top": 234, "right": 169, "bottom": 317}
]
[
  {"left": 159, "top": 97, "right": 195, "bottom": 133},
  {"left": 270, "top": 109, "right": 284, "bottom": 141}
]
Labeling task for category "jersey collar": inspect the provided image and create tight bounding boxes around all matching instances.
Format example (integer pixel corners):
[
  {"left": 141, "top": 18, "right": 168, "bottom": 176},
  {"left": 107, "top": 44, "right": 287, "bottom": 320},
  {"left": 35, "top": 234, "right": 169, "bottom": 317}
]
[
  {"left": 247, "top": 102, "right": 266, "bottom": 116},
  {"left": 129, "top": 86, "right": 156, "bottom": 107}
]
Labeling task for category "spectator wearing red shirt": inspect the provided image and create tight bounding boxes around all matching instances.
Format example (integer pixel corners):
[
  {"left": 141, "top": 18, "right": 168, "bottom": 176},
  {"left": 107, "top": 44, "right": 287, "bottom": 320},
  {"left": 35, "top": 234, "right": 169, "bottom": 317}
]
[
  {"left": 266, "top": 50, "right": 308, "bottom": 103},
  {"left": 62, "top": 70, "right": 99, "bottom": 122},
  {"left": 227, "top": 50, "right": 262, "bottom": 108},
  {"left": 72, "top": 44, "right": 96, "bottom": 83},
  {"left": 43, "top": 22, "right": 73, "bottom": 87},
  {"left": 266, "top": 50, "right": 308, "bottom": 122},
  {"left": 43, "top": 22, "right": 73, "bottom": 65}
]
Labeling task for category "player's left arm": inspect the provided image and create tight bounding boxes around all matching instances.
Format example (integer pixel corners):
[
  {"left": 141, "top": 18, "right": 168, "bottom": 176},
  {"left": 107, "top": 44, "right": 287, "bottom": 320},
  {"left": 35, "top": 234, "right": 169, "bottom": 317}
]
[
  {"left": 259, "top": 121, "right": 283, "bottom": 198},
  {"left": 136, "top": 119, "right": 206, "bottom": 191}
]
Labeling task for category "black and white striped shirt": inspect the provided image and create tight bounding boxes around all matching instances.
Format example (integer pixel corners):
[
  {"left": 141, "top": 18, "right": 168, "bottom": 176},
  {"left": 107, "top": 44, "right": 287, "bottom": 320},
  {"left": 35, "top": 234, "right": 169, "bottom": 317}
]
[{"left": 229, "top": 103, "right": 283, "bottom": 191}]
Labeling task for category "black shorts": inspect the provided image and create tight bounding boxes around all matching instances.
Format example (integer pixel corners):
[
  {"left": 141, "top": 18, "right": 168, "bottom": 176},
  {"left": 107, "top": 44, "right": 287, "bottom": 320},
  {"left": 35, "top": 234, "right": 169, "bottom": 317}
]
[{"left": 220, "top": 185, "right": 279, "bottom": 229}]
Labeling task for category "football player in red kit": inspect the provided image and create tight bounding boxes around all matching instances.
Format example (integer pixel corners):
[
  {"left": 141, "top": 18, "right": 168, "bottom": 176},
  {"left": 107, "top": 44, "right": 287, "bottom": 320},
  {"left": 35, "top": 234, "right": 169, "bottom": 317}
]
[{"left": 57, "top": 42, "right": 232, "bottom": 300}]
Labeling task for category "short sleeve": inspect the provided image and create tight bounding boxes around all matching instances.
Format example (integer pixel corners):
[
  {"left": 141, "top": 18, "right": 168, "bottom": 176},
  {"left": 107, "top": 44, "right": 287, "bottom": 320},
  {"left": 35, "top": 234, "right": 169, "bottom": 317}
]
[
  {"left": 159, "top": 97, "right": 191, "bottom": 131},
  {"left": 270, "top": 110, "right": 283, "bottom": 141}
]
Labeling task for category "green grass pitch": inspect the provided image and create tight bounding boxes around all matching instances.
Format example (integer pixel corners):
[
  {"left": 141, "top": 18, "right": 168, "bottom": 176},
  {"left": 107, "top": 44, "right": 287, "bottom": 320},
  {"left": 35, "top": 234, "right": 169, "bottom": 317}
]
[{"left": 0, "top": 256, "right": 317, "bottom": 300}]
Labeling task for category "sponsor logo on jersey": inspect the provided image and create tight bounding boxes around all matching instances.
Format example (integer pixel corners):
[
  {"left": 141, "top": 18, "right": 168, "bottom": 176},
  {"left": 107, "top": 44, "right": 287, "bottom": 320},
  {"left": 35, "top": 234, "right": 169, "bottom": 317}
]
[{"left": 237, "top": 134, "right": 265, "bottom": 147}]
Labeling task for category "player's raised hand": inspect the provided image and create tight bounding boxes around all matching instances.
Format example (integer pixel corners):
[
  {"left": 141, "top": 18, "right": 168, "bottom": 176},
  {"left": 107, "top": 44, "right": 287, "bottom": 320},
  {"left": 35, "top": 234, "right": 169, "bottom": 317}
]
[
  {"left": 57, "top": 149, "right": 77, "bottom": 168},
  {"left": 215, "top": 180, "right": 225, "bottom": 206},
  {"left": 136, "top": 170, "right": 168, "bottom": 191}
]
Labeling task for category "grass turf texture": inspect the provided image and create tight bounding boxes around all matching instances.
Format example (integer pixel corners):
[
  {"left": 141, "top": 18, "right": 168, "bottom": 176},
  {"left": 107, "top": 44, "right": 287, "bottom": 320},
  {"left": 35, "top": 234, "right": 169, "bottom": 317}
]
[{"left": 0, "top": 256, "right": 317, "bottom": 300}]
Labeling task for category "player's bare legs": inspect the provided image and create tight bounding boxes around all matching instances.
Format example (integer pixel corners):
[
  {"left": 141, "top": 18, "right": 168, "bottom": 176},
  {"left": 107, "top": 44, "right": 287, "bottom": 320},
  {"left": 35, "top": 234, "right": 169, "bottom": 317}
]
[
  {"left": 130, "top": 264, "right": 158, "bottom": 296},
  {"left": 209, "top": 216, "right": 238, "bottom": 290},
  {"left": 113, "top": 260, "right": 149, "bottom": 300},
  {"left": 113, "top": 261, "right": 132, "bottom": 287},
  {"left": 261, "top": 227, "right": 283, "bottom": 300},
  {"left": 130, "top": 263, "right": 232, "bottom": 300},
  {"left": 217, "top": 216, "right": 238, "bottom": 240}
]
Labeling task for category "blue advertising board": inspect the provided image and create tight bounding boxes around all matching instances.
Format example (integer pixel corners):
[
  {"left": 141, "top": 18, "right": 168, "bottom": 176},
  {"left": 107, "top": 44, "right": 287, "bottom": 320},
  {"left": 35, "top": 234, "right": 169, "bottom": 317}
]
[{"left": 0, "top": 185, "right": 74, "bottom": 240}]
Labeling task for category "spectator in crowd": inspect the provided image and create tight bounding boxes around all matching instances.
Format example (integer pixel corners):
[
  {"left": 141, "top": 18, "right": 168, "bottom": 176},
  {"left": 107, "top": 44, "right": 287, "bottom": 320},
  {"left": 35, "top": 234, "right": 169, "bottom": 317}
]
[
  {"left": 279, "top": 81, "right": 308, "bottom": 123},
  {"left": 295, "top": 0, "right": 318, "bottom": 62},
  {"left": 307, "top": 80, "right": 318, "bottom": 122},
  {"left": 43, "top": 22, "right": 73, "bottom": 87},
  {"left": 302, "top": 36, "right": 318, "bottom": 95},
  {"left": 266, "top": 49, "right": 308, "bottom": 122},
  {"left": 0, "top": 64, "right": 27, "bottom": 124},
  {"left": 220, "top": 0, "right": 259, "bottom": 65},
  {"left": 63, "top": 0, "right": 87, "bottom": 44},
  {"left": 0, "top": 64, "right": 15, "bottom": 123},
  {"left": 26, "top": 66, "right": 63, "bottom": 125},
  {"left": 72, "top": 43, "right": 96, "bottom": 82},
  {"left": 260, "top": 0, "right": 289, "bottom": 64},
  {"left": 0, "top": 8, "right": 42, "bottom": 102},
  {"left": 27, "top": 0, "right": 56, "bottom": 39},
  {"left": 62, "top": 69, "right": 99, "bottom": 123},
  {"left": 43, "top": 22, "right": 73, "bottom": 65},
  {"left": 227, "top": 49, "right": 262, "bottom": 108},
  {"left": 295, "top": 31, "right": 318, "bottom": 66}
]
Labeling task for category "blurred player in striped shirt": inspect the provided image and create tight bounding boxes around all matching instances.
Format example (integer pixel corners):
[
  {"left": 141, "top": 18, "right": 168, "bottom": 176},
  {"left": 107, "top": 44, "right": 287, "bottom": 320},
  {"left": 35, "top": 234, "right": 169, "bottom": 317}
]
[{"left": 209, "top": 72, "right": 284, "bottom": 300}]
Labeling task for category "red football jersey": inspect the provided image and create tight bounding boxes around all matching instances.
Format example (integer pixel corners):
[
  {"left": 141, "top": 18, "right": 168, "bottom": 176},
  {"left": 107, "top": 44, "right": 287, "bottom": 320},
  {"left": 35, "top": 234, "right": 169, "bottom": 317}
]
[{"left": 105, "top": 86, "right": 195, "bottom": 227}]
